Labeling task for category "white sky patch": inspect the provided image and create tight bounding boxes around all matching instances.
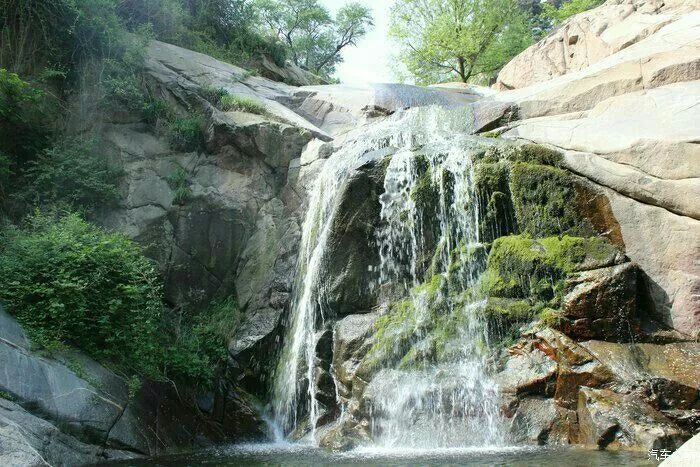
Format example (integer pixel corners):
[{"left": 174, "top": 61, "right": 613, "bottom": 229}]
[{"left": 320, "top": 0, "right": 398, "bottom": 84}]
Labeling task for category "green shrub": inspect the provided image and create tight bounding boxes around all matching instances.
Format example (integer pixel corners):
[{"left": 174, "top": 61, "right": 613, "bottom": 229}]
[
  {"left": 220, "top": 94, "right": 266, "bottom": 114},
  {"left": 542, "top": 0, "right": 604, "bottom": 25},
  {"left": 0, "top": 213, "right": 165, "bottom": 378},
  {"left": 167, "top": 115, "right": 203, "bottom": 151},
  {"left": 0, "top": 213, "right": 233, "bottom": 388},
  {"left": 164, "top": 297, "right": 240, "bottom": 388},
  {"left": 19, "top": 139, "right": 121, "bottom": 215},
  {"left": 201, "top": 85, "right": 229, "bottom": 106},
  {"left": 167, "top": 166, "right": 192, "bottom": 205},
  {"left": 0, "top": 70, "right": 53, "bottom": 179},
  {"left": 142, "top": 98, "right": 170, "bottom": 124}
]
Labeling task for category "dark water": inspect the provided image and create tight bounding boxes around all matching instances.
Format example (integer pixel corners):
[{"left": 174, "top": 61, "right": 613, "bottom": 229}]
[{"left": 105, "top": 443, "right": 657, "bottom": 466}]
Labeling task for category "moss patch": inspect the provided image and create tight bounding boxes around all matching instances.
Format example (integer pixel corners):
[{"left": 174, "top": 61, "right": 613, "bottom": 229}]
[
  {"left": 481, "top": 234, "right": 618, "bottom": 306},
  {"left": 509, "top": 162, "right": 593, "bottom": 237}
]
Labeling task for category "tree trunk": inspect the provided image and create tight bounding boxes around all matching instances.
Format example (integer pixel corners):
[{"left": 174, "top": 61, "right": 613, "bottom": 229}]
[{"left": 458, "top": 57, "right": 467, "bottom": 83}]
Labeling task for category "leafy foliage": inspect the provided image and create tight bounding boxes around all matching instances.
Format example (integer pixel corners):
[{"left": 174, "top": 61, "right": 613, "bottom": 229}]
[
  {"left": 0, "top": 69, "right": 54, "bottom": 201},
  {"left": 0, "top": 213, "right": 165, "bottom": 377},
  {"left": 390, "top": 0, "right": 533, "bottom": 84},
  {"left": 19, "top": 139, "right": 121, "bottom": 215},
  {"left": 542, "top": 0, "right": 605, "bottom": 25},
  {"left": 0, "top": 212, "right": 236, "bottom": 388},
  {"left": 167, "top": 166, "right": 192, "bottom": 205},
  {"left": 256, "top": 0, "right": 373, "bottom": 78},
  {"left": 167, "top": 115, "right": 204, "bottom": 152}
]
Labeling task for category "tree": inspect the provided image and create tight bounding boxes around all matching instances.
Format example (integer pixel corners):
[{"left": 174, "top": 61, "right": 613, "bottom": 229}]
[
  {"left": 390, "top": 0, "right": 533, "bottom": 85},
  {"left": 541, "top": 0, "right": 605, "bottom": 26},
  {"left": 255, "top": 0, "right": 373, "bottom": 78}
]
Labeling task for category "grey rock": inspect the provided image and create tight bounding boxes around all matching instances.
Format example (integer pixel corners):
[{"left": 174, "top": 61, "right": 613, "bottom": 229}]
[
  {"left": 0, "top": 310, "right": 126, "bottom": 445},
  {"left": 578, "top": 387, "right": 688, "bottom": 450},
  {"left": 0, "top": 398, "right": 111, "bottom": 467}
]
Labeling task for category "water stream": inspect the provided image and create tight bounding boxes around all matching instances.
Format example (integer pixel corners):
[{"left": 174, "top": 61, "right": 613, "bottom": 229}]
[{"left": 271, "top": 106, "right": 506, "bottom": 447}]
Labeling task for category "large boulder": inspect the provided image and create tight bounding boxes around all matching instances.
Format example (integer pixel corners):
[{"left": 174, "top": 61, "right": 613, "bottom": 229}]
[
  {"left": 559, "top": 262, "right": 640, "bottom": 340},
  {"left": 578, "top": 387, "right": 688, "bottom": 450}
]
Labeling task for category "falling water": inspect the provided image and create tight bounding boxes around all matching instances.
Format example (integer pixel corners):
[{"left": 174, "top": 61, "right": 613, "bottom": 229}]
[
  {"left": 271, "top": 105, "right": 506, "bottom": 446},
  {"left": 369, "top": 113, "right": 507, "bottom": 448}
]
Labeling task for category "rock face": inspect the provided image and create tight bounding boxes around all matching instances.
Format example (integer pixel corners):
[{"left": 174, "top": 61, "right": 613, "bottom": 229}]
[
  {"left": 484, "top": 0, "right": 700, "bottom": 336},
  {"left": 495, "top": 0, "right": 697, "bottom": 90},
  {"left": 494, "top": 327, "right": 699, "bottom": 451}
]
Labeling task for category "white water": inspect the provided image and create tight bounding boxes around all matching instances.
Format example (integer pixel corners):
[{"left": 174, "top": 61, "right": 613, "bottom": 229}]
[
  {"left": 271, "top": 106, "right": 506, "bottom": 447},
  {"left": 369, "top": 128, "right": 506, "bottom": 448}
]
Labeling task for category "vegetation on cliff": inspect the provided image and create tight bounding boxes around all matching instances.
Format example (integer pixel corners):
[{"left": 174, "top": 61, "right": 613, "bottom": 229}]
[{"left": 0, "top": 213, "right": 237, "bottom": 388}]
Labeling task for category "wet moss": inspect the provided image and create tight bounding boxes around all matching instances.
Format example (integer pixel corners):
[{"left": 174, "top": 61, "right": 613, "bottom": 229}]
[
  {"left": 508, "top": 144, "right": 563, "bottom": 166},
  {"left": 481, "top": 234, "right": 618, "bottom": 305},
  {"left": 509, "top": 162, "right": 593, "bottom": 237},
  {"left": 474, "top": 161, "right": 516, "bottom": 242}
]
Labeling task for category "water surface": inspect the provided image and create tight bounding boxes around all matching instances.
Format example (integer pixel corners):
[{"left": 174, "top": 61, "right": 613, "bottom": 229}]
[{"left": 106, "top": 443, "right": 655, "bottom": 466}]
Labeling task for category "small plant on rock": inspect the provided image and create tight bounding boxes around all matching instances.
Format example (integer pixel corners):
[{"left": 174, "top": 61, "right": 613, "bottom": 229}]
[
  {"left": 220, "top": 94, "right": 266, "bottom": 114},
  {"left": 168, "top": 166, "right": 192, "bottom": 205}
]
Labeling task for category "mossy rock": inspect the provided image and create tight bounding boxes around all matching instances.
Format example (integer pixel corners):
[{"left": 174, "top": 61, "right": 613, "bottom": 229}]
[
  {"left": 481, "top": 234, "right": 620, "bottom": 306},
  {"left": 509, "top": 162, "right": 594, "bottom": 238},
  {"left": 474, "top": 161, "right": 517, "bottom": 242},
  {"left": 508, "top": 144, "right": 563, "bottom": 166}
]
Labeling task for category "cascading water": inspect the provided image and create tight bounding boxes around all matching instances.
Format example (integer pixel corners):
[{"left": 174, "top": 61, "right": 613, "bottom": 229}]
[
  {"left": 271, "top": 105, "right": 507, "bottom": 447},
  {"left": 369, "top": 141, "right": 507, "bottom": 448}
]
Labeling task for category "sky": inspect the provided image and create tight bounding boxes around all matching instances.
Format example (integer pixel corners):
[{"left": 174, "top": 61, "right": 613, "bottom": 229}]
[{"left": 320, "top": 0, "right": 398, "bottom": 84}]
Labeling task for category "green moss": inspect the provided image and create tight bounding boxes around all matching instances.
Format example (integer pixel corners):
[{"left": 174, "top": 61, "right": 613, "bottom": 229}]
[
  {"left": 509, "top": 144, "right": 563, "bottom": 166},
  {"left": 509, "top": 162, "right": 592, "bottom": 237},
  {"left": 410, "top": 163, "right": 440, "bottom": 214},
  {"left": 481, "top": 234, "right": 618, "bottom": 306},
  {"left": 539, "top": 307, "right": 563, "bottom": 327},
  {"left": 474, "top": 161, "right": 516, "bottom": 241}
]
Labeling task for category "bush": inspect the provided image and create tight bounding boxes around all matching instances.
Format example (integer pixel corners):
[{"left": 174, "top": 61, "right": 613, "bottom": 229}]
[
  {"left": 0, "top": 70, "right": 53, "bottom": 182},
  {"left": 167, "top": 166, "right": 192, "bottom": 205},
  {"left": 200, "top": 85, "right": 229, "bottom": 106},
  {"left": 167, "top": 115, "right": 204, "bottom": 151},
  {"left": 165, "top": 297, "right": 240, "bottom": 387},
  {"left": 142, "top": 98, "right": 170, "bottom": 124},
  {"left": 0, "top": 213, "right": 165, "bottom": 377},
  {"left": 19, "top": 139, "right": 121, "bottom": 215},
  {"left": 220, "top": 94, "right": 266, "bottom": 114}
]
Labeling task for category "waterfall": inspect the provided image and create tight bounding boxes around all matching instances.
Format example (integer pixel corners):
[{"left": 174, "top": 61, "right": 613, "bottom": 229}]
[
  {"left": 271, "top": 105, "right": 506, "bottom": 446},
  {"left": 369, "top": 143, "right": 507, "bottom": 448}
]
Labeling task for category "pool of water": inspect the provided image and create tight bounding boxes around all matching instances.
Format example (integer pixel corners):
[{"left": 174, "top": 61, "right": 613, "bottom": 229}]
[{"left": 104, "top": 443, "right": 657, "bottom": 466}]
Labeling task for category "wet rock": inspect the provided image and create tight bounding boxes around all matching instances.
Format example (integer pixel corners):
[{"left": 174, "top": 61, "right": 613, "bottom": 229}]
[
  {"left": 494, "top": 348, "right": 558, "bottom": 396},
  {"left": 577, "top": 387, "right": 688, "bottom": 451},
  {"left": 559, "top": 262, "right": 640, "bottom": 341},
  {"left": 332, "top": 313, "right": 378, "bottom": 399},
  {"left": 510, "top": 397, "right": 558, "bottom": 444},
  {"left": 320, "top": 155, "right": 389, "bottom": 316},
  {"left": 318, "top": 410, "right": 371, "bottom": 452}
]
